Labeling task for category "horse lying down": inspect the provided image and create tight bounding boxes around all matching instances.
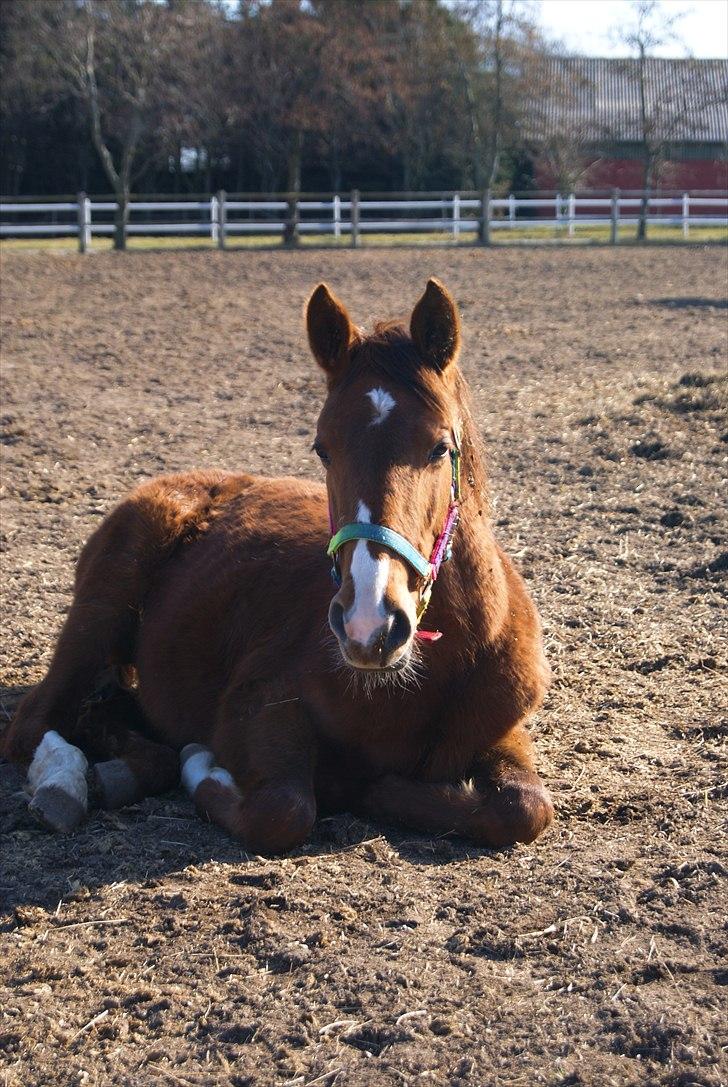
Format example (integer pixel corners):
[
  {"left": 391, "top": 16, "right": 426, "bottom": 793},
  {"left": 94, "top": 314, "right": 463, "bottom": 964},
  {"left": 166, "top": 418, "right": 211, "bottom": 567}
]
[{"left": 2, "top": 279, "right": 554, "bottom": 853}]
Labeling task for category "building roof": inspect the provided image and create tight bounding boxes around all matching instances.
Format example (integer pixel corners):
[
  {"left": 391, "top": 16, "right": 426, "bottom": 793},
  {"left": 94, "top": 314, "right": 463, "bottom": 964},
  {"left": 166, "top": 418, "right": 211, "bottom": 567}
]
[{"left": 532, "top": 57, "right": 728, "bottom": 144}]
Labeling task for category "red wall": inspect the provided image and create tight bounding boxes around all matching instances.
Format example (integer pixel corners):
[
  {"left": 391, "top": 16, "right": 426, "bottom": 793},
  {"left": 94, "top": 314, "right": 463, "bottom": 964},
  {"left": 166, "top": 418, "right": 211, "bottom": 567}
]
[{"left": 535, "top": 156, "right": 728, "bottom": 192}]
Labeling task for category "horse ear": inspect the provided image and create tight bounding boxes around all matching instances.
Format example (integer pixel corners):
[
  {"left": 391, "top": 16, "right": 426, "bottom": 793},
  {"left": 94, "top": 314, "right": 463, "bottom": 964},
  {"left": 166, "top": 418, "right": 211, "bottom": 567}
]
[
  {"left": 306, "top": 283, "right": 356, "bottom": 382},
  {"left": 410, "top": 278, "right": 461, "bottom": 372}
]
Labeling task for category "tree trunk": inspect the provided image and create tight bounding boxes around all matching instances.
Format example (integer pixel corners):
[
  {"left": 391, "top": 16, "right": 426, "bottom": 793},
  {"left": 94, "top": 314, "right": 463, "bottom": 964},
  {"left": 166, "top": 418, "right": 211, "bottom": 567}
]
[
  {"left": 635, "top": 42, "right": 650, "bottom": 243},
  {"left": 283, "top": 130, "right": 302, "bottom": 248},
  {"left": 637, "top": 155, "right": 652, "bottom": 242},
  {"left": 113, "top": 185, "right": 130, "bottom": 251},
  {"left": 487, "top": 2, "right": 504, "bottom": 191},
  {"left": 84, "top": 18, "right": 134, "bottom": 253},
  {"left": 486, "top": 146, "right": 500, "bottom": 190},
  {"left": 457, "top": 57, "right": 482, "bottom": 191}
]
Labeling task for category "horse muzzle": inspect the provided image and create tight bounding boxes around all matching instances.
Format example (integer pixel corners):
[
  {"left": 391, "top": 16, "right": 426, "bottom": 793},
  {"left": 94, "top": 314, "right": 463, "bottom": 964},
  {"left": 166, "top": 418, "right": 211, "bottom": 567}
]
[{"left": 328, "top": 600, "right": 413, "bottom": 670}]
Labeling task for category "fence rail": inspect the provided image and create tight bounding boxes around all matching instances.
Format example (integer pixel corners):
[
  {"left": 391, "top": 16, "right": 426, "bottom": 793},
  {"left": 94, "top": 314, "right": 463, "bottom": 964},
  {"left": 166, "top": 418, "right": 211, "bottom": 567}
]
[{"left": 1, "top": 190, "right": 726, "bottom": 249}]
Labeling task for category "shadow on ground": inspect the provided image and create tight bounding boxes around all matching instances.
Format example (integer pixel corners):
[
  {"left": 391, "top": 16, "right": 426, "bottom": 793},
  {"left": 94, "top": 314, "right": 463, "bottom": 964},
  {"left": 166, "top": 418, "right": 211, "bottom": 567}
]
[
  {"left": 0, "top": 751, "right": 488, "bottom": 917},
  {"left": 650, "top": 296, "right": 728, "bottom": 309}
]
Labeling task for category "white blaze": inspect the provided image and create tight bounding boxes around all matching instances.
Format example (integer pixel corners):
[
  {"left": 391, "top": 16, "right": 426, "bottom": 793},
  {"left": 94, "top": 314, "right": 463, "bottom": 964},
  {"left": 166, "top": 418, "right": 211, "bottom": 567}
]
[
  {"left": 346, "top": 501, "right": 390, "bottom": 646},
  {"left": 27, "top": 730, "right": 88, "bottom": 807},
  {"left": 367, "top": 387, "right": 396, "bottom": 426}
]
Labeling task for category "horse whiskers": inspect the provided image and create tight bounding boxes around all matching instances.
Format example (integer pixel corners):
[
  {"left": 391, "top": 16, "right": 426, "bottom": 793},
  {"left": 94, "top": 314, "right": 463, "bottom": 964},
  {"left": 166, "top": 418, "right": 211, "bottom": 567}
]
[
  {"left": 355, "top": 653, "right": 424, "bottom": 699},
  {"left": 322, "top": 626, "right": 347, "bottom": 675},
  {"left": 321, "top": 628, "right": 425, "bottom": 699}
]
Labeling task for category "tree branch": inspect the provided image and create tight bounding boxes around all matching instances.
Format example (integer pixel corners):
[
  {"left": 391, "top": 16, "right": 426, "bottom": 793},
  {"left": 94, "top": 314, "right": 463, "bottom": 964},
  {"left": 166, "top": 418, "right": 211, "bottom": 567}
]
[{"left": 84, "top": 14, "right": 120, "bottom": 192}]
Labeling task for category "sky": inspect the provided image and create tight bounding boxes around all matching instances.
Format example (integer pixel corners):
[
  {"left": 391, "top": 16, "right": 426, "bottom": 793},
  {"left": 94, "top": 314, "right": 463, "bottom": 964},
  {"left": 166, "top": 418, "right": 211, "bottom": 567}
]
[{"left": 531, "top": 0, "right": 728, "bottom": 57}]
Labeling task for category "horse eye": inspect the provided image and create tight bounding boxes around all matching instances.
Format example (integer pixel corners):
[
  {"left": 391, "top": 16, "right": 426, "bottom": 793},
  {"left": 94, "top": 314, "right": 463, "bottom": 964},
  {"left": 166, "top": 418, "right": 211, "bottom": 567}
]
[
  {"left": 429, "top": 441, "right": 450, "bottom": 462},
  {"left": 312, "top": 441, "right": 331, "bottom": 467}
]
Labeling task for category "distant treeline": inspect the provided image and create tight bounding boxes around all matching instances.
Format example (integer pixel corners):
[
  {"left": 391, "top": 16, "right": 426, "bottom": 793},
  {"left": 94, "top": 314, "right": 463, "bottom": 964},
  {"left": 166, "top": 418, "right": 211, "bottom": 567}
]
[{"left": 0, "top": 0, "right": 557, "bottom": 199}]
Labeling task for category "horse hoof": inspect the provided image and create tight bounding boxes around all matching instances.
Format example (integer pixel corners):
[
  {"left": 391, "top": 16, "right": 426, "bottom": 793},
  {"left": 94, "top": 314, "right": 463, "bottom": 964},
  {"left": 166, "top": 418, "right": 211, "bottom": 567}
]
[
  {"left": 29, "top": 784, "right": 87, "bottom": 833},
  {"left": 92, "top": 759, "right": 140, "bottom": 810}
]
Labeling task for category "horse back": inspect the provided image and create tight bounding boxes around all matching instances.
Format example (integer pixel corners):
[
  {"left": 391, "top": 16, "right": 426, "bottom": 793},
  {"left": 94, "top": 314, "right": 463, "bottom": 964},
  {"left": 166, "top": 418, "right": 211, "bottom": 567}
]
[{"left": 128, "top": 472, "right": 331, "bottom": 744}]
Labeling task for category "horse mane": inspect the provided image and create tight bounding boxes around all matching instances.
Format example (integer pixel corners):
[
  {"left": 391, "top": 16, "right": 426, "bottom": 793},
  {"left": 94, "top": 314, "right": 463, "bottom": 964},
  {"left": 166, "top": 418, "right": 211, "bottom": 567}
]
[{"left": 346, "top": 321, "right": 491, "bottom": 515}]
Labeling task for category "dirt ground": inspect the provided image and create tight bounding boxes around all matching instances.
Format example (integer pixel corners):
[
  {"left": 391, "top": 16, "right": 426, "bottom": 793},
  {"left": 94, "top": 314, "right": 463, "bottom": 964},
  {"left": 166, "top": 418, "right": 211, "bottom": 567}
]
[{"left": 1, "top": 245, "right": 726, "bottom": 1087}]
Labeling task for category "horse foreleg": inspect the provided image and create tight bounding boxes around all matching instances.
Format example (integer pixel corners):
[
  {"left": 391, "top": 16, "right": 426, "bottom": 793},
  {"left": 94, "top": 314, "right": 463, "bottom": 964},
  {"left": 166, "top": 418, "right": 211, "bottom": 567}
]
[
  {"left": 363, "top": 725, "right": 553, "bottom": 848},
  {"left": 18, "top": 711, "right": 181, "bottom": 832},
  {"left": 3, "top": 493, "right": 183, "bottom": 830},
  {"left": 90, "top": 729, "right": 180, "bottom": 811},
  {"left": 181, "top": 692, "right": 317, "bottom": 854},
  {"left": 24, "top": 730, "right": 90, "bottom": 833}
]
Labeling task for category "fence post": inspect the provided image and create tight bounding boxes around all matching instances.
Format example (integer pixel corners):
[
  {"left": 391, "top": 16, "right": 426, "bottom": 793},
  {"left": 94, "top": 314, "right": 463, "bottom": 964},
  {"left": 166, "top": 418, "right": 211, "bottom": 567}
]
[
  {"left": 210, "top": 194, "right": 219, "bottom": 246},
  {"left": 568, "top": 192, "right": 576, "bottom": 238},
  {"left": 217, "top": 190, "right": 226, "bottom": 250},
  {"left": 478, "top": 189, "right": 491, "bottom": 246},
  {"left": 283, "top": 193, "right": 299, "bottom": 247},
  {"left": 610, "top": 188, "right": 620, "bottom": 245},
  {"left": 333, "top": 194, "right": 341, "bottom": 240},
  {"left": 452, "top": 192, "right": 460, "bottom": 241},
  {"left": 350, "top": 189, "right": 360, "bottom": 249},
  {"left": 682, "top": 192, "right": 689, "bottom": 239},
  {"left": 508, "top": 192, "right": 516, "bottom": 229},
  {"left": 77, "top": 191, "right": 91, "bottom": 253}
]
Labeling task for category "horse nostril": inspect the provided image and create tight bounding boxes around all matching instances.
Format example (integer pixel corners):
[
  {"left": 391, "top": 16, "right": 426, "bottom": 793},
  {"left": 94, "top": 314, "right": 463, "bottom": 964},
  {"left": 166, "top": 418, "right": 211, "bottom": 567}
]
[
  {"left": 330, "top": 599, "right": 413, "bottom": 668},
  {"left": 328, "top": 601, "right": 346, "bottom": 643},
  {"left": 386, "top": 609, "right": 413, "bottom": 657}
]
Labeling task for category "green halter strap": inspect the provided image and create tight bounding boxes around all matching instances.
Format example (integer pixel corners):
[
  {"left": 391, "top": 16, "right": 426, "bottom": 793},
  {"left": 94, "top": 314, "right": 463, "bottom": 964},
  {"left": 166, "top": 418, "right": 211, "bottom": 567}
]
[
  {"left": 328, "top": 523, "right": 432, "bottom": 579},
  {"left": 327, "top": 442, "right": 462, "bottom": 594}
]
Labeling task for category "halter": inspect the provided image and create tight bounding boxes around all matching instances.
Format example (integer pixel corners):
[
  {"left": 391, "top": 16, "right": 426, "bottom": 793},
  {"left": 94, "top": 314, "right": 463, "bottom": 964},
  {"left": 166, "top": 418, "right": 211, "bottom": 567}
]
[{"left": 327, "top": 436, "right": 462, "bottom": 643}]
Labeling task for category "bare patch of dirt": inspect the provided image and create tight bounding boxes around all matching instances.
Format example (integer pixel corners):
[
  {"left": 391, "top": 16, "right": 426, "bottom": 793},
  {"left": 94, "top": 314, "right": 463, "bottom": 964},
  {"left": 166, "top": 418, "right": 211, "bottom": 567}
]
[{"left": 1, "top": 246, "right": 726, "bottom": 1087}]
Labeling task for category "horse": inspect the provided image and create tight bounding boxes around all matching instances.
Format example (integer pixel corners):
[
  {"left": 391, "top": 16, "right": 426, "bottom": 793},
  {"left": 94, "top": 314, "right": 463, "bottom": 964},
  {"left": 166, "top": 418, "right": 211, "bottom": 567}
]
[{"left": 1, "top": 278, "right": 554, "bottom": 853}]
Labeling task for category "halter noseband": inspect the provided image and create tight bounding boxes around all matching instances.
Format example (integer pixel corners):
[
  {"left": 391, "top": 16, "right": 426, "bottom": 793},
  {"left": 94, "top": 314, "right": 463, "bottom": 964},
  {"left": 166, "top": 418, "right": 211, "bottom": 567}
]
[{"left": 326, "top": 438, "right": 462, "bottom": 642}]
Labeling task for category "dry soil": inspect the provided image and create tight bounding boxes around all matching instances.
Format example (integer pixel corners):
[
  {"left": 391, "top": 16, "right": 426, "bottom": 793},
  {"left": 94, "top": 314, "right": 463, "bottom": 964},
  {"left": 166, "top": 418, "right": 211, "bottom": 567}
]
[{"left": 1, "top": 245, "right": 727, "bottom": 1087}]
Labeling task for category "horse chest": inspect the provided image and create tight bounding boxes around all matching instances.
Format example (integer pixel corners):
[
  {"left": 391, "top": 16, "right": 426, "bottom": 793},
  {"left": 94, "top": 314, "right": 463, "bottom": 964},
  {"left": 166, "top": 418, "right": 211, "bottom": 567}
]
[{"left": 303, "top": 680, "right": 459, "bottom": 778}]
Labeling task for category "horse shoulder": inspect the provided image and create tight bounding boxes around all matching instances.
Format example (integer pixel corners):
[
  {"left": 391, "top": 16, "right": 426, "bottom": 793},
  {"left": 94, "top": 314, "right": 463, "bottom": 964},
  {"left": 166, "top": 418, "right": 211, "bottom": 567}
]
[
  {"left": 487, "top": 544, "right": 551, "bottom": 721},
  {"left": 439, "top": 542, "right": 550, "bottom": 762}
]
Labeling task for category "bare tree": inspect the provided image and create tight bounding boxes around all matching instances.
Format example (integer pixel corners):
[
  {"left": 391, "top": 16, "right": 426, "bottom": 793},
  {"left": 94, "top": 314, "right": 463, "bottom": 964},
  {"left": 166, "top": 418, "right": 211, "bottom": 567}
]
[
  {"left": 538, "top": 133, "right": 599, "bottom": 194},
  {"left": 17, "top": 0, "right": 198, "bottom": 249},
  {"left": 527, "top": 57, "right": 603, "bottom": 193},
  {"left": 224, "top": 1, "right": 408, "bottom": 240},
  {"left": 378, "top": 2, "right": 463, "bottom": 191},
  {"left": 311, "top": 0, "right": 403, "bottom": 192},
  {"left": 615, "top": 0, "right": 724, "bottom": 240},
  {"left": 225, "top": 2, "right": 336, "bottom": 244},
  {"left": 450, "top": 1, "right": 551, "bottom": 192}
]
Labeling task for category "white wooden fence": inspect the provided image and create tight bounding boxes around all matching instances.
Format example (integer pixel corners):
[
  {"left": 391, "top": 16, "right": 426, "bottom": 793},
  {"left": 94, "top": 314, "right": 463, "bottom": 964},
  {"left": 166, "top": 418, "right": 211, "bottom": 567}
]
[{"left": 1, "top": 190, "right": 726, "bottom": 249}]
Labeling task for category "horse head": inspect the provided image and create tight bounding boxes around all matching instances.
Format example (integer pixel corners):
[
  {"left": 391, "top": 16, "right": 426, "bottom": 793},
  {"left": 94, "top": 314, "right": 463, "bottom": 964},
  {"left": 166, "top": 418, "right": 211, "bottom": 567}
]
[{"left": 307, "top": 278, "right": 464, "bottom": 677}]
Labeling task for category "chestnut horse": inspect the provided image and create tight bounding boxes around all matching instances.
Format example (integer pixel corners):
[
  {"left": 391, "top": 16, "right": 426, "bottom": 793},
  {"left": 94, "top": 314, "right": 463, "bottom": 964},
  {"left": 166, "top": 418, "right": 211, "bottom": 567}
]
[{"left": 2, "top": 279, "right": 554, "bottom": 853}]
